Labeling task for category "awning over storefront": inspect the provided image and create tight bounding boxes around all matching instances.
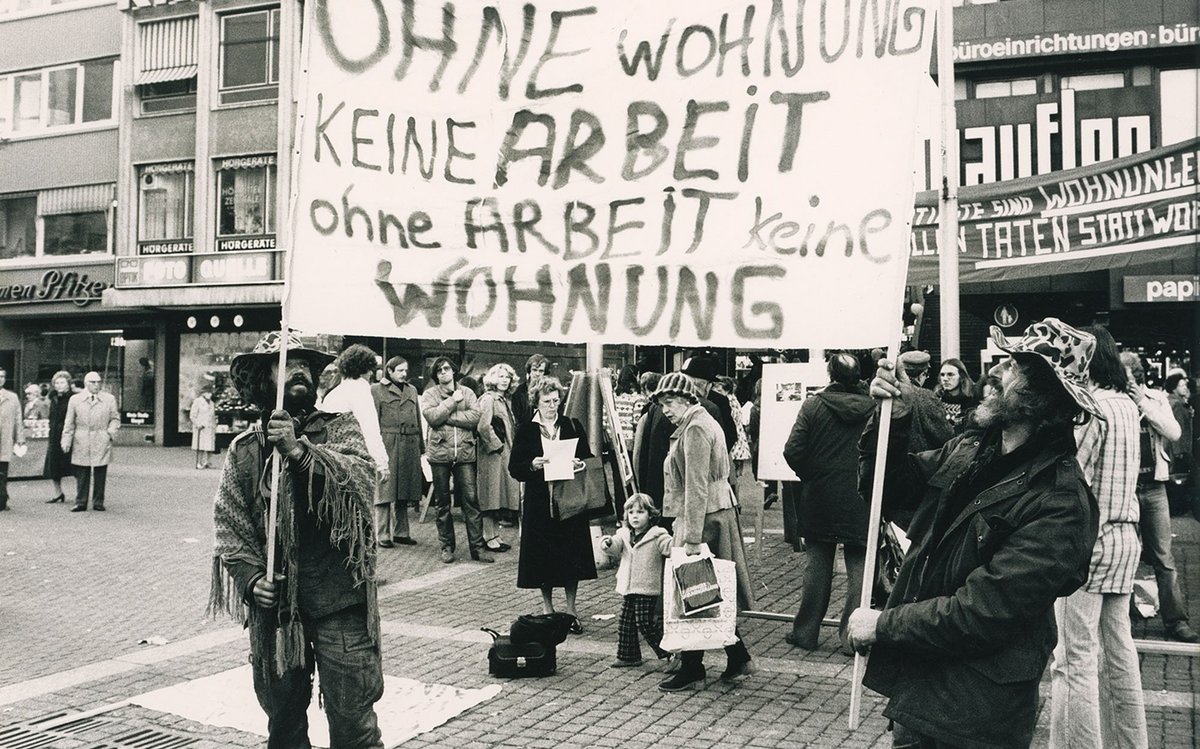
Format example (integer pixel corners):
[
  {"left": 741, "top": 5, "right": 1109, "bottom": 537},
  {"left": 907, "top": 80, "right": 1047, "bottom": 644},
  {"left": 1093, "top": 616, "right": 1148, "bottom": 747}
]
[
  {"left": 37, "top": 183, "right": 115, "bottom": 216},
  {"left": 909, "top": 137, "right": 1200, "bottom": 284},
  {"left": 136, "top": 16, "right": 198, "bottom": 86}
]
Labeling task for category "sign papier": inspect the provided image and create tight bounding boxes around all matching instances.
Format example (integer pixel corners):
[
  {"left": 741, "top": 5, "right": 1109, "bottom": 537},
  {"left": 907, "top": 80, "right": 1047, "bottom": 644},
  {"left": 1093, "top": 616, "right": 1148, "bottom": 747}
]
[{"left": 288, "top": 0, "right": 938, "bottom": 348}]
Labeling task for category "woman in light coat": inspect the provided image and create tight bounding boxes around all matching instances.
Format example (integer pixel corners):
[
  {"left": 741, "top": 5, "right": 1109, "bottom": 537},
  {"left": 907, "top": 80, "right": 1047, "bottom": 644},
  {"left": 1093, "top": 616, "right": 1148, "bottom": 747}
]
[
  {"left": 189, "top": 388, "right": 217, "bottom": 469},
  {"left": 476, "top": 363, "right": 521, "bottom": 553}
]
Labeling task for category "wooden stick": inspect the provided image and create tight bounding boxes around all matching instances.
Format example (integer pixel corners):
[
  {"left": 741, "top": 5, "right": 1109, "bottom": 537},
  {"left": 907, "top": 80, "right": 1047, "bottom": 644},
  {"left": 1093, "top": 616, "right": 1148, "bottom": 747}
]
[{"left": 848, "top": 391, "right": 894, "bottom": 729}]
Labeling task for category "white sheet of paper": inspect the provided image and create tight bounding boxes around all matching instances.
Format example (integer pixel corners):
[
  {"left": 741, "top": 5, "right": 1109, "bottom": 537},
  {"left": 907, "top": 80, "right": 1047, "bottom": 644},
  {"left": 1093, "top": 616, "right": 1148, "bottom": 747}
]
[{"left": 542, "top": 438, "right": 578, "bottom": 481}]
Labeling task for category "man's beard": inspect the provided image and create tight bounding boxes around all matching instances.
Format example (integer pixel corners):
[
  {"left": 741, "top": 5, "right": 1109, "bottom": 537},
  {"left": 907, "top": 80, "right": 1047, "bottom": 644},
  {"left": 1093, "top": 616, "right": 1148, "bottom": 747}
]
[
  {"left": 279, "top": 374, "right": 316, "bottom": 414},
  {"left": 974, "top": 388, "right": 1022, "bottom": 429}
]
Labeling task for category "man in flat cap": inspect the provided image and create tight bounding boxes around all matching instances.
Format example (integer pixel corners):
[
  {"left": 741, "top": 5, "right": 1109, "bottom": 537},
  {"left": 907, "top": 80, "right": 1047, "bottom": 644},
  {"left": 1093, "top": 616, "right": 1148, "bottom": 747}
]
[{"left": 208, "top": 331, "right": 384, "bottom": 749}]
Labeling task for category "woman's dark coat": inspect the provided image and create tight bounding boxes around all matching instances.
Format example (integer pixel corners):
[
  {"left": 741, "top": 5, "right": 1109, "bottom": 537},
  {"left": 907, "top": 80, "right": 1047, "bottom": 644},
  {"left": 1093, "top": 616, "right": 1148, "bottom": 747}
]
[
  {"left": 782, "top": 383, "right": 875, "bottom": 546},
  {"left": 43, "top": 390, "right": 72, "bottom": 480},
  {"left": 509, "top": 416, "right": 597, "bottom": 588}
]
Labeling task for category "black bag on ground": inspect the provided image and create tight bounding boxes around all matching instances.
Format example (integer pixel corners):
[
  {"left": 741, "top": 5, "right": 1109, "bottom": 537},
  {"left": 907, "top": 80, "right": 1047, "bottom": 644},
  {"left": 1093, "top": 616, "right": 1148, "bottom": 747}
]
[
  {"left": 482, "top": 628, "right": 557, "bottom": 678},
  {"left": 509, "top": 612, "right": 575, "bottom": 647}
]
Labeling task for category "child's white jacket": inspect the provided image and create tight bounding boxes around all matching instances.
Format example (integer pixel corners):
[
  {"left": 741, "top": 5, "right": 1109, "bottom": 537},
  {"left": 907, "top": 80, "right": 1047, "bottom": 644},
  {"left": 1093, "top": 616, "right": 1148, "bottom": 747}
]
[{"left": 604, "top": 525, "right": 673, "bottom": 596}]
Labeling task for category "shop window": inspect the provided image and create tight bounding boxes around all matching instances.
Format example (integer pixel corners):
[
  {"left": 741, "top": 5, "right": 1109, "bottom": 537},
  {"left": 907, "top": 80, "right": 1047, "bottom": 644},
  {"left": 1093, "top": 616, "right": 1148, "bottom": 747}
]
[
  {"left": 0, "top": 59, "right": 115, "bottom": 135},
  {"left": 973, "top": 78, "right": 1037, "bottom": 99},
  {"left": 218, "top": 7, "right": 281, "bottom": 105},
  {"left": 216, "top": 155, "right": 276, "bottom": 249},
  {"left": 119, "top": 338, "right": 156, "bottom": 425},
  {"left": 137, "top": 163, "right": 194, "bottom": 252},
  {"left": 33, "top": 330, "right": 135, "bottom": 412},
  {"left": 1061, "top": 72, "right": 1125, "bottom": 92},
  {"left": 43, "top": 212, "right": 107, "bottom": 255},
  {"left": 0, "top": 195, "right": 37, "bottom": 260}
]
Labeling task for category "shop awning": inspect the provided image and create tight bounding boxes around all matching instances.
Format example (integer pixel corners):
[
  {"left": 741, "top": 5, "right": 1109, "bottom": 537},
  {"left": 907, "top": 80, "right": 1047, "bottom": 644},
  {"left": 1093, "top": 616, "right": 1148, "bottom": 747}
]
[
  {"left": 37, "top": 184, "right": 115, "bottom": 216},
  {"left": 908, "top": 136, "right": 1200, "bottom": 285},
  {"left": 136, "top": 16, "right": 198, "bottom": 86}
]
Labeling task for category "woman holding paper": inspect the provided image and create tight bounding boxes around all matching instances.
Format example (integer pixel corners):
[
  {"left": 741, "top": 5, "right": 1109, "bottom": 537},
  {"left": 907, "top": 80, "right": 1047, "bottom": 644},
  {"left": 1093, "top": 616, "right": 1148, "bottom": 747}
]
[
  {"left": 509, "top": 376, "right": 595, "bottom": 633},
  {"left": 654, "top": 371, "right": 756, "bottom": 692}
]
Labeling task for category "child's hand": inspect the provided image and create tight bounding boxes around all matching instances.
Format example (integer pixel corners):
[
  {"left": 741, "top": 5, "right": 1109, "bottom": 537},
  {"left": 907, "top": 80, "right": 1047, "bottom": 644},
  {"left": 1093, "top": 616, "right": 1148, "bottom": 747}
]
[{"left": 601, "top": 536, "right": 612, "bottom": 549}]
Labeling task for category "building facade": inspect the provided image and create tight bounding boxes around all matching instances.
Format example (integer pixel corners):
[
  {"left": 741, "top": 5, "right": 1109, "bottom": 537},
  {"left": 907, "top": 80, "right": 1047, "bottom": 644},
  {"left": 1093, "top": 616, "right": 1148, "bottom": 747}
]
[{"left": 1, "top": 0, "right": 1194, "bottom": 458}]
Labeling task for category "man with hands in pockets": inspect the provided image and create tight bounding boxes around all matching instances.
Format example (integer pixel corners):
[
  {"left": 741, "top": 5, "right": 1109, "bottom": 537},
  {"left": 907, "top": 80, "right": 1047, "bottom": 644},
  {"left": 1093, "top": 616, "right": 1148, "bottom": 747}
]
[{"left": 847, "top": 319, "right": 1100, "bottom": 749}]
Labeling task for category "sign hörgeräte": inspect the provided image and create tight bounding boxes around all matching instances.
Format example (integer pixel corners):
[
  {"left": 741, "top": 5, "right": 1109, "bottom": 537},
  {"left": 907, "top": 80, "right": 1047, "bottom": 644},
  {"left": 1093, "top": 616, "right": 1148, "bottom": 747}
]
[{"left": 287, "top": 0, "right": 937, "bottom": 348}]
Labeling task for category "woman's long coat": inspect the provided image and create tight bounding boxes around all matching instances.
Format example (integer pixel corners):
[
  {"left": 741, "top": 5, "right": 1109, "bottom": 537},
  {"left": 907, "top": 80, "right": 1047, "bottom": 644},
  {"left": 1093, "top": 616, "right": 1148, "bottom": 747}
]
[{"left": 476, "top": 391, "right": 520, "bottom": 513}]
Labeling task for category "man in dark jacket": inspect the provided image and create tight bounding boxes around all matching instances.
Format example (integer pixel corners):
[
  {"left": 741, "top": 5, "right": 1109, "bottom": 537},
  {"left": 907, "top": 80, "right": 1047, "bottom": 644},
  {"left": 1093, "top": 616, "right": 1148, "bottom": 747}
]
[
  {"left": 848, "top": 318, "right": 1101, "bottom": 749},
  {"left": 782, "top": 352, "right": 874, "bottom": 654}
]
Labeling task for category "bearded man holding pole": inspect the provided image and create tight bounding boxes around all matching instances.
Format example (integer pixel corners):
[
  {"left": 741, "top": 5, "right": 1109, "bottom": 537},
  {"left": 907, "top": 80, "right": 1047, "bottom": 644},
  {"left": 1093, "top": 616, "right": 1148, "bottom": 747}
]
[
  {"left": 847, "top": 319, "right": 1101, "bottom": 748},
  {"left": 208, "top": 331, "right": 383, "bottom": 749}
]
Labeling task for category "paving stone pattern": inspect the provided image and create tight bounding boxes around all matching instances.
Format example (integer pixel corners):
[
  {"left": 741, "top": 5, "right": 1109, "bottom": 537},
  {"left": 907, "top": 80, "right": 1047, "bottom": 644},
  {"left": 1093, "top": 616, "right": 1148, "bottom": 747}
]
[{"left": 0, "top": 447, "right": 1196, "bottom": 747}]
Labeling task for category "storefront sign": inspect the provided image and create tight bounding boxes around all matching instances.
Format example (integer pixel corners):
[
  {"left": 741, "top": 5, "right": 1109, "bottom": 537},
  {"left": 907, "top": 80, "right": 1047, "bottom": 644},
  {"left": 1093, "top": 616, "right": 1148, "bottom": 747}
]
[
  {"left": 953, "top": 23, "right": 1200, "bottom": 63},
  {"left": 194, "top": 252, "right": 275, "bottom": 283},
  {"left": 122, "top": 410, "right": 153, "bottom": 426},
  {"left": 142, "top": 161, "right": 194, "bottom": 175},
  {"left": 1124, "top": 275, "right": 1200, "bottom": 304},
  {"left": 138, "top": 240, "right": 194, "bottom": 256},
  {"left": 219, "top": 155, "right": 276, "bottom": 170},
  {"left": 117, "top": 256, "right": 192, "bottom": 286},
  {"left": 216, "top": 235, "right": 276, "bottom": 252},
  {"left": 0, "top": 268, "right": 111, "bottom": 307},
  {"left": 287, "top": 0, "right": 938, "bottom": 349},
  {"left": 909, "top": 136, "right": 1200, "bottom": 284}
]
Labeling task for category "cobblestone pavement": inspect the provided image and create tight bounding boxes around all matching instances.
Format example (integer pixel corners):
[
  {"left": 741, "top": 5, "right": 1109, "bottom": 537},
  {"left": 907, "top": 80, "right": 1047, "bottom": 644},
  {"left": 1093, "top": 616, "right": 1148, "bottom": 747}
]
[{"left": 1, "top": 448, "right": 1196, "bottom": 747}]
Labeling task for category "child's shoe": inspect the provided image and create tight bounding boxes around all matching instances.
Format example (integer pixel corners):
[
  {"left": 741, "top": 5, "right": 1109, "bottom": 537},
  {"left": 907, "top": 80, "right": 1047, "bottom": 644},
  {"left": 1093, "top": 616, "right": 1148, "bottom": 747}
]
[{"left": 609, "top": 658, "right": 642, "bottom": 668}]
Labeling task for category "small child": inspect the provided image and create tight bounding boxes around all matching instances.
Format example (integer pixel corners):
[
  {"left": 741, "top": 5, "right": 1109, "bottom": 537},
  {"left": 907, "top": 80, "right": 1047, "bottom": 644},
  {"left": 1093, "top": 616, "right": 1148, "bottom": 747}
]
[{"left": 601, "top": 493, "right": 673, "bottom": 668}]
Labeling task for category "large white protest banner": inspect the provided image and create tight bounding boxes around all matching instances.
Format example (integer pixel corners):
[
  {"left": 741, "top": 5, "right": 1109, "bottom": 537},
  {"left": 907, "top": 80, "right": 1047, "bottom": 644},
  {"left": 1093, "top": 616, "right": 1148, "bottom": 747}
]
[{"left": 287, "top": 0, "right": 938, "bottom": 348}]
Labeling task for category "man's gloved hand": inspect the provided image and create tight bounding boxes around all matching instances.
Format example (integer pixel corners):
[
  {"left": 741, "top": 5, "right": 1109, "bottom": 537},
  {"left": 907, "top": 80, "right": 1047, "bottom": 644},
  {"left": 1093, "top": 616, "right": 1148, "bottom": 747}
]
[{"left": 266, "top": 409, "right": 301, "bottom": 456}]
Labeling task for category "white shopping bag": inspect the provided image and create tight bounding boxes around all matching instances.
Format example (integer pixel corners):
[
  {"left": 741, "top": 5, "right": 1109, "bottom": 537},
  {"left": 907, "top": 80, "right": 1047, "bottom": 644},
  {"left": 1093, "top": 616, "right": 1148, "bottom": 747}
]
[{"left": 660, "top": 546, "right": 738, "bottom": 652}]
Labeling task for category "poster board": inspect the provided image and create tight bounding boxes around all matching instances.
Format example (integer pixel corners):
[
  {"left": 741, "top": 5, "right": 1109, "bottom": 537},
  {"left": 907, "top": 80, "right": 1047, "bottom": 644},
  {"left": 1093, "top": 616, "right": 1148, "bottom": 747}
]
[
  {"left": 285, "top": 0, "right": 937, "bottom": 351},
  {"left": 756, "top": 362, "right": 828, "bottom": 482},
  {"left": 598, "top": 369, "right": 637, "bottom": 498}
]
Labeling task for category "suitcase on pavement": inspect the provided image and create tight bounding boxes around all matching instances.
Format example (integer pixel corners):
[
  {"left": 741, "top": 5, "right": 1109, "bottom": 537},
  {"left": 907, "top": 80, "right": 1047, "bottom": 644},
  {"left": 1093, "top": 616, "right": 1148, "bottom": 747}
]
[{"left": 482, "top": 628, "right": 557, "bottom": 678}]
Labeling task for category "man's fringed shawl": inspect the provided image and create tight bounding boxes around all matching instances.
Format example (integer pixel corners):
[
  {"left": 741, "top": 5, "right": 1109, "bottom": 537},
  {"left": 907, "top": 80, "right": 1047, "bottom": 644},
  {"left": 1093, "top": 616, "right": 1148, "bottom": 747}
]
[{"left": 208, "top": 412, "right": 378, "bottom": 677}]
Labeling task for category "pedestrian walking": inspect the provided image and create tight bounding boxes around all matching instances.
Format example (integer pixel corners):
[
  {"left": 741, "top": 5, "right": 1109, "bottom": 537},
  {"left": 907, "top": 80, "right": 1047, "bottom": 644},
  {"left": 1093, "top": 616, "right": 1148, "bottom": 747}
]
[
  {"left": 60, "top": 372, "right": 119, "bottom": 512},
  {"left": 848, "top": 318, "right": 1101, "bottom": 748},
  {"left": 421, "top": 356, "right": 491, "bottom": 564},
  {"left": 372, "top": 355, "right": 423, "bottom": 547},
  {"left": 476, "top": 363, "right": 520, "bottom": 553},
  {"left": 43, "top": 371, "right": 73, "bottom": 503},
  {"left": 600, "top": 493, "right": 673, "bottom": 668},
  {"left": 322, "top": 345, "right": 392, "bottom": 549},
  {"left": 208, "top": 331, "right": 383, "bottom": 749},
  {"left": 0, "top": 367, "right": 26, "bottom": 511},
  {"left": 654, "top": 372, "right": 756, "bottom": 692},
  {"left": 782, "top": 352, "right": 874, "bottom": 655},
  {"left": 1048, "top": 328, "right": 1149, "bottom": 747},
  {"left": 1120, "top": 354, "right": 1197, "bottom": 643},
  {"left": 189, "top": 387, "right": 217, "bottom": 469},
  {"left": 509, "top": 375, "right": 595, "bottom": 630}
]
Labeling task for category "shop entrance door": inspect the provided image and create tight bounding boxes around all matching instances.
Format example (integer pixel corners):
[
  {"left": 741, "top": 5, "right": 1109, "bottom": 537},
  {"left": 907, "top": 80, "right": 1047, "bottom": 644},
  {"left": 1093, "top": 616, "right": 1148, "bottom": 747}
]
[{"left": 0, "top": 350, "right": 15, "bottom": 381}]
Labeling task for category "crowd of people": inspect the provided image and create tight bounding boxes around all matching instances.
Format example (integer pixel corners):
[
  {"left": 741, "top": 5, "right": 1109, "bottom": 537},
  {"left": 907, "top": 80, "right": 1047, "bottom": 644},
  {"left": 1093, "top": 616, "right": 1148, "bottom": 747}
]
[{"left": 190, "top": 325, "right": 1200, "bottom": 748}]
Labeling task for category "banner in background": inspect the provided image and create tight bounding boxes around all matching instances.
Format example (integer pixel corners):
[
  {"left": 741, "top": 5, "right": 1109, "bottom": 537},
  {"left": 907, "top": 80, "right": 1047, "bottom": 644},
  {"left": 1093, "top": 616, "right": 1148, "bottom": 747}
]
[
  {"left": 909, "top": 137, "right": 1200, "bottom": 284},
  {"left": 287, "top": 0, "right": 938, "bottom": 349}
]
